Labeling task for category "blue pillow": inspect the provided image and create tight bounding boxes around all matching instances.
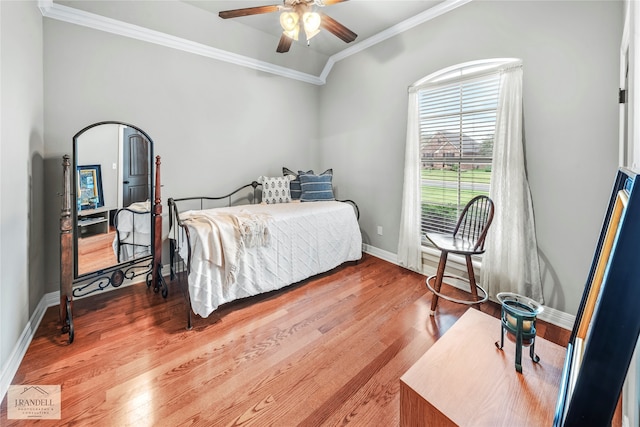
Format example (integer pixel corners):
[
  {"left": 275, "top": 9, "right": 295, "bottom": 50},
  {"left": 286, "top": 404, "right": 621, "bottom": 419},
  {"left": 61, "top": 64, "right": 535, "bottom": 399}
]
[
  {"left": 283, "top": 167, "right": 313, "bottom": 200},
  {"left": 299, "top": 169, "right": 335, "bottom": 202}
]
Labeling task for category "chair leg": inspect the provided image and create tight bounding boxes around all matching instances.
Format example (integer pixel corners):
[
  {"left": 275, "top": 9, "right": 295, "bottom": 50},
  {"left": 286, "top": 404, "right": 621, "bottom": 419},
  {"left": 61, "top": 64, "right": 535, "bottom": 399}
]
[
  {"left": 429, "top": 251, "right": 448, "bottom": 315},
  {"left": 465, "top": 255, "right": 479, "bottom": 302}
]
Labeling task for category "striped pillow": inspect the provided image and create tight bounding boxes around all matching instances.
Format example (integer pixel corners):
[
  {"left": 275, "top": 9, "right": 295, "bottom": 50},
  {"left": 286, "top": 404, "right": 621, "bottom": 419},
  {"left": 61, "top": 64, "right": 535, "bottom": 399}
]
[
  {"left": 299, "top": 169, "right": 335, "bottom": 202},
  {"left": 283, "top": 167, "right": 313, "bottom": 200}
]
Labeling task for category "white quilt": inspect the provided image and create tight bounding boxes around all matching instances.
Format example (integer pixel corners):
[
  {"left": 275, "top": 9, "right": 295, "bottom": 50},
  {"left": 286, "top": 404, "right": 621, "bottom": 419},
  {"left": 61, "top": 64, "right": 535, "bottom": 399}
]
[{"left": 176, "top": 201, "right": 362, "bottom": 318}]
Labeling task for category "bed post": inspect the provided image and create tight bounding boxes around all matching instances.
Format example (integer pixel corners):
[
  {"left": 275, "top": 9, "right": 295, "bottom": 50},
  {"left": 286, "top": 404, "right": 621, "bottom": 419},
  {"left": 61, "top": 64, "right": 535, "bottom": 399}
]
[
  {"left": 60, "top": 155, "right": 74, "bottom": 343},
  {"left": 153, "top": 155, "right": 167, "bottom": 297}
]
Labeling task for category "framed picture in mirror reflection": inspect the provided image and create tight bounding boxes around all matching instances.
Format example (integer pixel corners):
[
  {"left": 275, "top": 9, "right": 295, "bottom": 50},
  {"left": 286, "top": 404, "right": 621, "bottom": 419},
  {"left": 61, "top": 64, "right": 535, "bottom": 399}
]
[{"left": 77, "top": 164, "right": 104, "bottom": 210}]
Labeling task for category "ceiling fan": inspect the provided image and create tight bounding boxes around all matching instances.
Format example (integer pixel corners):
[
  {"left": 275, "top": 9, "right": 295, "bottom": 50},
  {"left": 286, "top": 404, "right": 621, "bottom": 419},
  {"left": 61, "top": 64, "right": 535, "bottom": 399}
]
[{"left": 218, "top": 0, "right": 358, "bottom": 53}]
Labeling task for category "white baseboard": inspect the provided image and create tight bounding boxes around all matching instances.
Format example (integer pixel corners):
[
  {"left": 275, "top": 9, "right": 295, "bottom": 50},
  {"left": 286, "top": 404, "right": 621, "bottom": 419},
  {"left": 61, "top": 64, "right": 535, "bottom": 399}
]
[
  {"left": 538, "top": 305, "right": 575, "bottom": 331},
  {"left": 45, "top": 291, "right": 59, "bottom": 307},
  {"left": 0, "top": 292, "right": 52, "bottom": 404},
  {"left": 362, "top": 244, "right": 398, "bottom": 265},
  {"left": 362, "top": 244, "right": 575, "bottom": 331}
]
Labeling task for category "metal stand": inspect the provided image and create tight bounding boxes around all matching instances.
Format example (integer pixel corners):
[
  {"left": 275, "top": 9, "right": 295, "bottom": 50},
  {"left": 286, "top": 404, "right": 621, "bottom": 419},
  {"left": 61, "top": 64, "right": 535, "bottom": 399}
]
[{"left": 494, "top": 292, "right": 543, "bottom": 373}]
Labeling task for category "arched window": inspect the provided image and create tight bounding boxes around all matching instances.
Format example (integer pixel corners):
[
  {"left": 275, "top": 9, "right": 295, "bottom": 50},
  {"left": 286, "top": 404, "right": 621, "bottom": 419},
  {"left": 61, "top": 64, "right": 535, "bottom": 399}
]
[
  {"left": 400, "top": 58, "right": 543, "bottom": 303},
  {"left": 414, "top": 59, "right": 518, "bottom": 236}
]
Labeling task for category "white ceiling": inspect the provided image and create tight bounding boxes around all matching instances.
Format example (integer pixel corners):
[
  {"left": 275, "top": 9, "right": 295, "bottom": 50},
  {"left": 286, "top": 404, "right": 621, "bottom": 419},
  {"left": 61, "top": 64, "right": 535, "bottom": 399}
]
[{"left": 46, "top": 0, "right": 469, "bottom": 84}]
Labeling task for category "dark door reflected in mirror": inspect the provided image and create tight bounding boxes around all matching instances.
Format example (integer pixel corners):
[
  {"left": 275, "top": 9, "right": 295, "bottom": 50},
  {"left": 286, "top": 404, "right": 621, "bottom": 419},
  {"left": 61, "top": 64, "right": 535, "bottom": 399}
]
[
  {"left": 123, "top": 127, "right": 150, "bottom": 206},
  {"left": 73, "top": 122, "right": 153, "bottom": 277}
]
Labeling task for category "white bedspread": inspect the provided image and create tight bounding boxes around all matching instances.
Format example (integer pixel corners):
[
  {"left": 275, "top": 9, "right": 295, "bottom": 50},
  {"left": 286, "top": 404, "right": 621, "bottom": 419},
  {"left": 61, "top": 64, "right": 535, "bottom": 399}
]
[
  {"left": 112, "top": 201, "right": 151, "bottom": 261},
  {"left": 181, "top": 210, "right": 271, "bottom": 287},
  {"left": 117, "top": 200, "right": 152, "bottom": 233},
  {"left": 176, "top": 201, "right": 362, "bottom": 318}
]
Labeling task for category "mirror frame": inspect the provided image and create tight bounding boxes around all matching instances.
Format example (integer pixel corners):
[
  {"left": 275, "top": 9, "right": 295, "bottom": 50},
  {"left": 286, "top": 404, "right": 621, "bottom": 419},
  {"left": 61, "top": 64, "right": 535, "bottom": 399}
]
[
  {"left": 72, "top": 121, "right": 155, "bottom": 280},
  {"left": 59, "top": 121, "right": 165, "bottom": 344}
]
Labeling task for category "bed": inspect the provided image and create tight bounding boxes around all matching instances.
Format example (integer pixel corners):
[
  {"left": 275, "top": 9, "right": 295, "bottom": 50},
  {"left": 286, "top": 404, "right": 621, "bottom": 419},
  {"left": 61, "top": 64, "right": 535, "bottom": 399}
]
[
  {"left": 168, "top": 178, "right": 362, "bottom": 329},
  {"left": 112, "top": 200, "right": 152, "bottom": 262}
]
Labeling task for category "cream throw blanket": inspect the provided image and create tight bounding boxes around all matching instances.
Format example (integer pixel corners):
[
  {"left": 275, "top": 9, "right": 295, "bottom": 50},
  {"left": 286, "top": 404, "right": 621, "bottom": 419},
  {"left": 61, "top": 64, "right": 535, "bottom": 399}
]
[{"left": 183, "top": 210, "right": 271, "bottom": 285}]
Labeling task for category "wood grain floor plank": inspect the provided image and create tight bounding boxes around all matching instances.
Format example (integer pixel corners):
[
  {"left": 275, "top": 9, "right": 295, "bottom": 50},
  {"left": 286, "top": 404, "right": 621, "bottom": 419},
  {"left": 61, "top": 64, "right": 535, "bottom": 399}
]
[{"left": 0, "top": 254, "right": 569, "bottom": 426}]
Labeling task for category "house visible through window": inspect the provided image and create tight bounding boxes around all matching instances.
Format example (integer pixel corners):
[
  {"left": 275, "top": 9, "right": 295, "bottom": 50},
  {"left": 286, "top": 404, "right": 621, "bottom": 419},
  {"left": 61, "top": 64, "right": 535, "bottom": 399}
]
[{"left": 418, "top": 62, "right": 502, "bottom": 238}]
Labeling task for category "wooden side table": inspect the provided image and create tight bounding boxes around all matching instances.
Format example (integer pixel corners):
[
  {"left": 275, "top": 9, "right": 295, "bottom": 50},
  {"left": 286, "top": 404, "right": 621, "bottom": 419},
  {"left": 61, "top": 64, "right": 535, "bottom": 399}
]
[{"left": 400, "top": 308, "right": 565, "bottom": 426}]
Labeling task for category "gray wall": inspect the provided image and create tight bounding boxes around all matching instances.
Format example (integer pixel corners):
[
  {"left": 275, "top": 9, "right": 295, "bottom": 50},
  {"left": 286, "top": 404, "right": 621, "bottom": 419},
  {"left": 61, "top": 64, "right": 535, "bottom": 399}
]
[
  {"left": 42, "top": 18, "right": 321, "bottom": 293},
  {"left": 35, "top": 1, "right": 625, "bottom": 317},
  {"left": 0, "top": 0, "right": 44, "bottom": 381},
  {"left": 319, "top": 0, "right": 622, "bottom": 315},
  {"left": 76, "top": 124, "right": 119, "bottom": 209}
]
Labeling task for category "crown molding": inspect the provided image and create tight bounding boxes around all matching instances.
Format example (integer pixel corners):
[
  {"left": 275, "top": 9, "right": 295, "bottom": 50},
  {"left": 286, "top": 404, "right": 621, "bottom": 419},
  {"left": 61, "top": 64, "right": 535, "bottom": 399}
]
[
  {"left": 38, "top": 0, "right": 325, "bottom": 85},
  {"left": 39, "top": 0, "right": 471, "bottom": 86},
  {"left": 320, "top": 0, "right": 473, "bottom": 80}
]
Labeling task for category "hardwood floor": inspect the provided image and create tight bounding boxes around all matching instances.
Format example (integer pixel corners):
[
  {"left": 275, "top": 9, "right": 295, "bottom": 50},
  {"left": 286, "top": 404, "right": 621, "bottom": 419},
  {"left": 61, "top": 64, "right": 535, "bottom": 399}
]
[
  {"left": 0, "top": 254, "right": 569, "bottom": 426},
  {"left": 77, "top": 228, "right": 118, "bottom": 275}
]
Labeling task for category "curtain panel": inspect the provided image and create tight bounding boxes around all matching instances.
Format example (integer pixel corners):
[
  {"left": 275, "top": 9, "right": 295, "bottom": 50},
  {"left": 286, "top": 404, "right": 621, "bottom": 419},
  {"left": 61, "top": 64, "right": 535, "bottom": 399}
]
[
  {"left": 480, "top": 65, "right": 544, "bottom": 303},
  {"left": 397, "top": 90, "right": 423, "bottom": 273}
]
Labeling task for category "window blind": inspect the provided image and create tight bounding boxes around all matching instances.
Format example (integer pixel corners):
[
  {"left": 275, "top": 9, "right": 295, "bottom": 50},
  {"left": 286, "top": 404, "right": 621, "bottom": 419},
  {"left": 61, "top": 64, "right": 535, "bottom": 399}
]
[{"left": 419, "top": 73, "right": 500, "bottom": 237}]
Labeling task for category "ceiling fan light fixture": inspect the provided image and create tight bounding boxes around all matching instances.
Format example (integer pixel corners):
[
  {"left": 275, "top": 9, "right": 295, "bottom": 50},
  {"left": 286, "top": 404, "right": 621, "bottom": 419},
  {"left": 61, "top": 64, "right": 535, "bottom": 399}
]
[
  {"left": 280, "top": 11, "right": 300, "bottom": 40},
  {"left": 303, "top": 12, "right": 321, "bottom": 40},
  {"left": 283, "top": 27, "right": 300, "bottom": 41},
  {"left": 304, "top": 27, "right": 320, "bottom": 41},
  {"left": 218, "top": 2, "right": 357, "bottom": 53},
  {"left": 279, "top": 11, "right": 299, "bottom": 32}
]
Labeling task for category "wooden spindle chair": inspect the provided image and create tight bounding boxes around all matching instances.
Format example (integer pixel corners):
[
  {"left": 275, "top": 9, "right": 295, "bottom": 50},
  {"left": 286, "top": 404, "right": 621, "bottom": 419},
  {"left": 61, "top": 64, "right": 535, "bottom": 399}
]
[{"left": 425, "top": 195, "right": 495, "bottom": 315}]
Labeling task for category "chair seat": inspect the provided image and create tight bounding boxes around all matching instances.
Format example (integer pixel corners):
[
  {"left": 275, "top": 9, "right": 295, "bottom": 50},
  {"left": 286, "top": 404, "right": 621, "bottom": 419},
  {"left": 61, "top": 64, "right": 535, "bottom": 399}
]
[{"left": 425, "top": 232, "right": 486, "bottom": 255}]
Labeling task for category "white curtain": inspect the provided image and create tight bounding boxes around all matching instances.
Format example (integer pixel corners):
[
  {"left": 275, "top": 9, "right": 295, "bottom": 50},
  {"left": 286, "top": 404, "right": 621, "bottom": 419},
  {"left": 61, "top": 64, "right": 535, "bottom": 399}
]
[
  {"left": 480, "top": 65, "right": 544, "bottom": 303},
  {"left": 397, "top": 89, "right": 423, "bottom": 273}
]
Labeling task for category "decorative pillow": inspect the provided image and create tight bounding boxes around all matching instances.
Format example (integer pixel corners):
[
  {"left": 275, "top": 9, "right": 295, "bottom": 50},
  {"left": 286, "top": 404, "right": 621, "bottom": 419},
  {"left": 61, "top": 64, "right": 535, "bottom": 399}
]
[
  {"left": 258, "top": 175, "right": 294, "bottom": 204},
  {"left": 283, "top": 167, "right": 313, "bottom": 200},
  {"left": 299, "top": 169, "right": 335, "bottom": 202}
]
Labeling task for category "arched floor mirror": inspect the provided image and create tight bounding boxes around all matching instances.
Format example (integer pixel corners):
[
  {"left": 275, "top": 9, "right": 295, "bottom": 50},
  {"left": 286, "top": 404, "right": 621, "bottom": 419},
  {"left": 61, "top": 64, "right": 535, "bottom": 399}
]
[{"left": 59, "top": 121, "right": 166, "bottom": 343}]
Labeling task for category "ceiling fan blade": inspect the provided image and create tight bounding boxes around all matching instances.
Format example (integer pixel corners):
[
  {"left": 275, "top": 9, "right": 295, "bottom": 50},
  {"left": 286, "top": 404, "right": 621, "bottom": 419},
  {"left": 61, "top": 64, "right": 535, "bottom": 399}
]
[
  {"left": 219, "top": 5, "right": 280, "bottom": 19},
  {"left": 276, "top": 34, "right": 293, "bottom": 53},
  {"left": 319, "top": 13, "right": 357, "bottom": 43}
]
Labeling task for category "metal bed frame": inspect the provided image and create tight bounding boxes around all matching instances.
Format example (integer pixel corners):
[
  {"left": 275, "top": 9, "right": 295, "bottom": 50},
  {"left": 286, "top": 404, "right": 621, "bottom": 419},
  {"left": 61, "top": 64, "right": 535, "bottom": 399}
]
[
  {"left": 168, "top": 181, "right": 359, "bottom": 330},
  {"left": 113, "top": 206, "right": 152, "bottom": 263}
]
